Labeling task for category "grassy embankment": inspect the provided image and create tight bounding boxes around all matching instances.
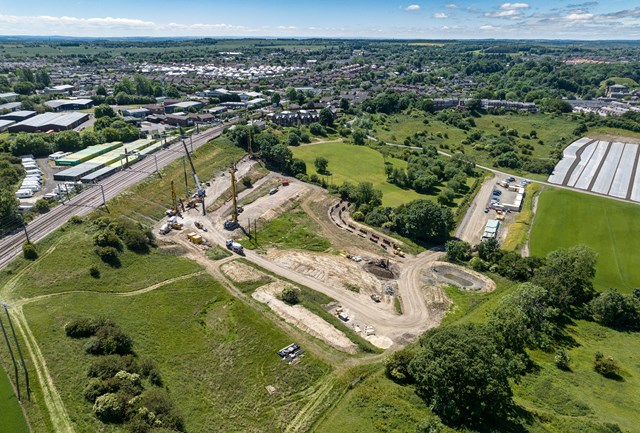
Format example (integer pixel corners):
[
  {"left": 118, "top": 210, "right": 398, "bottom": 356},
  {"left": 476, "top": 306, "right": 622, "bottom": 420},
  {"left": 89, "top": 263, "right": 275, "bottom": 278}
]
[{"left": 502, "top": 183, "right": 543, "bottom": 251}]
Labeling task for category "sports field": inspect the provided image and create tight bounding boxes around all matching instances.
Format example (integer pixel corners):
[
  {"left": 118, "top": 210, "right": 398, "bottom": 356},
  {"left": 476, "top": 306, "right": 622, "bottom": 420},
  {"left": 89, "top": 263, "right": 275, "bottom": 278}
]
[
  {"left": 291, "top": 141, "right": 430, "bottom": 207},
  {"left": 0, "top": 365, "right": 29, "bottom": 433},
  {"left": 530, "top": 189, "right": 640, "bottom": 292}
]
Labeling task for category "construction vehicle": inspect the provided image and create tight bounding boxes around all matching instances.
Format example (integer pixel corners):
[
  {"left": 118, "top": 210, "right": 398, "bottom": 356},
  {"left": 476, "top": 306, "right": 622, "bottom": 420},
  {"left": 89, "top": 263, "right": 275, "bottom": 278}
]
[
  {"left": 225, "top": 239, "right": 244, "bottom": 254},
  {"left": 393, "top": 248, "right": 405, "bottom": 258},
  {"left": 364, "top": 325, "right": 376, "bottom": 336},
  {"left": 223, "top": 162, "right": 240, "bottom": 230},
  {"left": 194, "top": 221, "right": 207, "bottom": 231},
  {"left": 370, "top": 294, "right": 382, "bottom": 303},
  {"left": 182, "top": 140, "right": 206, "bottom": 216},
  {"left": 159, "top": 223, "right": 171, "bottom": 235},
  {"left": 168, "top": 216, "right": 183, "bottom": 230}
]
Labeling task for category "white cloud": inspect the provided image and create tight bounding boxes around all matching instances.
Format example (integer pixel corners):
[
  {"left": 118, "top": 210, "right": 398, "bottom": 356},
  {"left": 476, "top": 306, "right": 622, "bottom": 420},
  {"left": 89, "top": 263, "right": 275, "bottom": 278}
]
[
  {"left": 480, "top": 24, "right": 499, "bottom": 30},
  {"left": 405, "top": 4, "right": 421, "bottom": 11},
  {"left": 500, "top": 3, "right": 529, "bottom": 9},
  {"left": 485, "top": 9, "right": 520, "bottom": 17},
  {"left": 433, "top": 12, "right": 449, "bottom": 18},
  {"left": 445, "top": 3, "right": 459, "bottom": 8},
  {"left": 564, "top": 12, "right": 594, "bottom": 21}
]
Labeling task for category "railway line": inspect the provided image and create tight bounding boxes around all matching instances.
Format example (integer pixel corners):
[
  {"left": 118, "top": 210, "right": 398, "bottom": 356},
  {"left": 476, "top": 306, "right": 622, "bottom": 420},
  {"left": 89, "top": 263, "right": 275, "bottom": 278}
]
[{"left": 0, "top": 124, "right": 228, "bottom": 270}]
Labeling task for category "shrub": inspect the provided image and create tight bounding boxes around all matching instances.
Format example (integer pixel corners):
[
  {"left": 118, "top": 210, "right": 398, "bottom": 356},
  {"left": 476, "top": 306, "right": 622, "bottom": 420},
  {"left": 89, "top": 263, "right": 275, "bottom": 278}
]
[
  {"left": 241, "top": 177, "right": 252, "bottom": 188},
  {"left": 89, "top": 266, "right": 101, "bottom": 278},
  {"left": 594, "top": 352, "right": 621, "bottom": 379},
  {"left": 385, "top": 348, "right": 415, "bottom": 383},
  {"left": 469, "top": 257, "right": 488, "bottom": 272},
  {"left": 33, "top": 198, "right": 50, "bottom": 213},
  {"left": 88, "top": 355, "right": 139, "bottom": 380},
  {"left": 84, "top": 378, "right": 118, "bottom": 403},
  {"left": 93, "top": 393, "right": 125, "bottom": 423},
  {"left": 86, "top": 324, "right": 134, "bottom": 355},
  {"left": 95, "top": 246, "right": 120, "bottom": 266},
  {"left": 281, "top": 286, "right": 299, "bottom": 305},
  {"left": 22, "top": 241, "right": 38, "bottom": 260},
  {"left": 65, "top": 318, "right": 98, "bottom": 338},
  {"left": 110, "top": 219, "right": 154, "bottom": 252},
  {"left": 94, "top": 230, "right": 123, "bottom": 251},
  {"left": 555, "top": 349, "right": 571, "bottom": 371},
  {"left": 68, "top": 215, "right": 83, "bottom": 224},
  {"left": 140, "top": 389, "right": 186, "bottom": 431},
  {"left": 590, "top": 289, "right": 640, "bottom": 330}
]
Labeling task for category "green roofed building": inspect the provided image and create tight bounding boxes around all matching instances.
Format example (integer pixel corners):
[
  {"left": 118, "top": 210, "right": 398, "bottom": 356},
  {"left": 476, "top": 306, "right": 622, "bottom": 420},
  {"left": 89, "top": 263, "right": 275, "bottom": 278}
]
[{"left": 55, "top": 142, "right": 123, "bottom": 166}]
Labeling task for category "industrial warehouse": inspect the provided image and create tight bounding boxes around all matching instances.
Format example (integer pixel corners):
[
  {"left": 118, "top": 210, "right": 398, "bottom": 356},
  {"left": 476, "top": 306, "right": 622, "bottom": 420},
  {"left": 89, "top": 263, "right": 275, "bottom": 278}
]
[{"left": 7, "top": 112, "right": 89, "bottom": 133}]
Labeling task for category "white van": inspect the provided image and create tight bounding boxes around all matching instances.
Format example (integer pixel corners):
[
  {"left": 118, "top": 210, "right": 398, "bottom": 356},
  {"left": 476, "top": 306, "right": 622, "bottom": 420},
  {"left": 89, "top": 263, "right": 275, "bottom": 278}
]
[
  {"left": 25, "top": 169, "right": 41, "bottom": 176},
  {"left": 15, "top": 189, "right": 33, "bottom": 198},
  {"left": 25, "top": 175, "right": 41, "bottom": 181},
  {"left": 48, "top": 151, "right": 65, "bottom": 160}
]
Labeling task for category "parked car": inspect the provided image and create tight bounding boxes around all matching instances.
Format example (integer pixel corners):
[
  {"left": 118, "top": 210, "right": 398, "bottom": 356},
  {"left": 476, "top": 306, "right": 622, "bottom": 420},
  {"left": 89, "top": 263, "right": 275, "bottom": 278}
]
[{"left": 492, "top": 190, "right": 502, "bottom": 196}]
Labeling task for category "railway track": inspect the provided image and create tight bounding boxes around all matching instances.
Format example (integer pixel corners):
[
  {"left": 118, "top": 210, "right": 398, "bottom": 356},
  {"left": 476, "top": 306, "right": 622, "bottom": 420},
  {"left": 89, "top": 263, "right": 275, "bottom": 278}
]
[{"left": 0, "top": 124, "right": 228, "bottom": 270}]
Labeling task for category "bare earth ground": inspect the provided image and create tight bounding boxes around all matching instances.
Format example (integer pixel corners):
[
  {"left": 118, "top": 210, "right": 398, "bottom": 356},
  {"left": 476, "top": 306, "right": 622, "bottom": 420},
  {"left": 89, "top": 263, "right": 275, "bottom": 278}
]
[
  {"left": 267, "top": 250, "right": 384, "bottom": 296},
  {"left": 220, "top": 260, "right": 267, "bottom": 283},
  {"left": 252, "top": 282, "right": 358, "bottom": 354}
]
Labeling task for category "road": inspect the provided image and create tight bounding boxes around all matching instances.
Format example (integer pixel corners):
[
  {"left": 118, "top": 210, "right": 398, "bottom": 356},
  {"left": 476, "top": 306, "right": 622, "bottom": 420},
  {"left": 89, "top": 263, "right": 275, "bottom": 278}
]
[
  {"left": 455, "top": 174, "right": 497, "bottom": 243},
  {"left": 0, "top": 124, "right": 230, "bottom": 270}
]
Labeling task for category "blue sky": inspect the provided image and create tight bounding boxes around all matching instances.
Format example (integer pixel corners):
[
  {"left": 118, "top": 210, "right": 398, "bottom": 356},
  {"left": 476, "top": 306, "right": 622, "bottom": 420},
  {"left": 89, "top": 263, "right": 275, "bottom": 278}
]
[{"left": 0, "top": 1, "right": 639, "bottom": 39}]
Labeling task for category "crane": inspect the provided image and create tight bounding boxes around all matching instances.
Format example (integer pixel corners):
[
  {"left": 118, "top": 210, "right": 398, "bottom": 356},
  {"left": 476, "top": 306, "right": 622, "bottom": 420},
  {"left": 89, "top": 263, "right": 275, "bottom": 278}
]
[
  {"left": 223, "top": 162, "right": 240, "bottom": 230},
  {"left": 182, "top": 140, "right": 206, "bottom": 216}
]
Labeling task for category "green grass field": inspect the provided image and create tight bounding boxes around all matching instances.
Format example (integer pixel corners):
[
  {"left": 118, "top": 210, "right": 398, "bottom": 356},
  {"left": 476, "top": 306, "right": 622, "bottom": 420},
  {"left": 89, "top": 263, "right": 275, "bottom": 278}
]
[
  {"left": 530, "top": 189, "right": 640, "bottom": 292},
  {"left": 242, "top": 207, "right": 332, "bottom": 252},
  {"left": 0, "top": 365, "right": 29, "bottom": 433},
  {"left": 0, "top": 225, "right": 202, "bottom": 300},
  {"left": 22, "top": 273, "right": 330, "bottom": 433},
  {"left": 291, "top": 141, "right": 432, "bottom": 207}
]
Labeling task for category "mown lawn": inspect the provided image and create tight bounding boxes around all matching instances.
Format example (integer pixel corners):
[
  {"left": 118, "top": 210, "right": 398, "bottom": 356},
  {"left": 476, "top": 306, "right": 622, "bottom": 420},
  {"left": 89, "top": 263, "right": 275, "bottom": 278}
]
[
  {"left": 23, "top": 273, "right": 330, "bottom": 433},
  {"left": 0, "top": 365, "right": 29, "bottom": 433},
  {"left": 291, "top": 141, "right": 432, "bottom": 207},
  {"left": 530, "top": 189, "right": 640, "bottom": 292}
]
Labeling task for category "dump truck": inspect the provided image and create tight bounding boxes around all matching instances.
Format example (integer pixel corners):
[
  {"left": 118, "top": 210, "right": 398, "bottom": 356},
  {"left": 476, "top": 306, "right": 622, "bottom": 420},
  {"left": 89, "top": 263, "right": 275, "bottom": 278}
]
[
  {"left": 159, "top": 223, "right": 171, "bottom": 235},
  {"left": 225, "top": 239, "right": 244, "bottom": 254}
]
